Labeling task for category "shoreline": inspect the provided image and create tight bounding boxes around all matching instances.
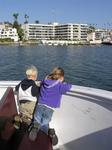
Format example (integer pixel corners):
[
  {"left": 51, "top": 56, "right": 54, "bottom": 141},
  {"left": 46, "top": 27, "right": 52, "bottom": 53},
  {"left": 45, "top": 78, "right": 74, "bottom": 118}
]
[
  {"left": 0, "top": 41, "right": 102, "bottom": 46},
  {"left": 0, "top": 41, "right": 39, "bottom": 46}
]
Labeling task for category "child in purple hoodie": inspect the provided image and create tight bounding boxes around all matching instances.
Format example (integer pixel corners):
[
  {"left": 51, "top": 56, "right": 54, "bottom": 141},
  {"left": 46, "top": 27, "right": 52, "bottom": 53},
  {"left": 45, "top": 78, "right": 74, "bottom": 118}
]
[{"left": 29, "top": 67, "right": 72, "bottom": 144}]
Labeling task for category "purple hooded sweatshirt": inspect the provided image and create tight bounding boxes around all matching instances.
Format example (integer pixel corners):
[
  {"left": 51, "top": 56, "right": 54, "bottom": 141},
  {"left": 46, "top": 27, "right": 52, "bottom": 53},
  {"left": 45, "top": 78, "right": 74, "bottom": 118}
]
[{"left": 39, "top": 79, "right": 72, "bottom": 108}]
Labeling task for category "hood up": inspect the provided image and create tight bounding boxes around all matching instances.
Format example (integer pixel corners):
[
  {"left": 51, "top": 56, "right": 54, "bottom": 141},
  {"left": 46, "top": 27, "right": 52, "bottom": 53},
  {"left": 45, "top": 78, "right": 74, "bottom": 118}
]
[{"left": 21, "top": 79, "right": 35, "bottom": 90}]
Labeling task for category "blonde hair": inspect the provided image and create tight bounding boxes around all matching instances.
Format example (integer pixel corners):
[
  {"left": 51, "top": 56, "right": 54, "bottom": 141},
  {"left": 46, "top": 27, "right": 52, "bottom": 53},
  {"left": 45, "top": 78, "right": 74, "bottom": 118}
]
[
  {"left": 26, "top": 65, "right": 38, "bottom": 78},
  {"left": 48, "top": 67, "right": 64, "bottom": 80}
]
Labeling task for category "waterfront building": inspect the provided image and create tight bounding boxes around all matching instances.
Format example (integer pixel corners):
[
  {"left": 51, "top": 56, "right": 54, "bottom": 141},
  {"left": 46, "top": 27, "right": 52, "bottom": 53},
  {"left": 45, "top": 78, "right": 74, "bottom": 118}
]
[
  {"left": 95, "top": 29, "right": 105, "bottom": 40},
  {"left": 22, "top": 23, "right": 55, "bottom": 41},
  {"left": 0, "top": 23, "right": 5, "bottom": 29},
  {"left": 55, "top": 24, "right": 88, "bottom": 41},
  {"left": 0, "top": 23, "right": 19, "bottom": 42},
  {"left": 22, "top": 23, "right": 88, "bottom": 42},
  {"left": 87, "top": 29, "right": 106, "bottom": 44}
]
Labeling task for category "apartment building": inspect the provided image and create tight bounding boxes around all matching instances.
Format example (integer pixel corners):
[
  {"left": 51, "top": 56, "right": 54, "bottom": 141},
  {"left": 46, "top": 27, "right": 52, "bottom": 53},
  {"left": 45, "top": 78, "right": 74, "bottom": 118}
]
[
  {"left": 22, "top": 23, "right": 88, "bottom": 41},
  {"left": 55, "top": 24, "right": 72, "bottom": 40},
  {"left": 87, "top": 29, "right": 106, "bottom": 43},
  {"left": 95, "top": 29, "right": 105, "bottom": 40},
  {"left": 55, "top": 23, "right": 88, "bottom": 41},
  {"left": 0, "top": 23, "right": 19, "bottom": 42},
  {"left": 22, "top": 23, "right": 55, "bottom": 40}
]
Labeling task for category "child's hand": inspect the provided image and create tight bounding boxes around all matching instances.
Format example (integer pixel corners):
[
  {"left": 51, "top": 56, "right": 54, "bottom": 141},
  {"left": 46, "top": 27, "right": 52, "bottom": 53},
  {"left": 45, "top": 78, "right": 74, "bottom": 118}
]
[{"left": 35, "top": 81, "right": 41, "bottom": 87}]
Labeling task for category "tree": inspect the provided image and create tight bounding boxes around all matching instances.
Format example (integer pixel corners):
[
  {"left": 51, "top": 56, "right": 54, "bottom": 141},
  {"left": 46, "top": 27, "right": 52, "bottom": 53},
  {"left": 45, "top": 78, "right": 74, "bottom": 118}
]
[
  {"left": 24, "top": 14, "right": 29, "bottom": 24},
  {"left": 13, "top": 13, "right": 19, "bottom": 30},
  {"left": 13, "top": 13, "right": 19, "bottom": 22},
  {"left": 48, "top": 22, "right": 52, "bottom": 25},
  {"left": 12, "top": 13, "right": 24, "bottom": 41},
  {"left": 4, "top": 21, "right": 12, "bottom": 26},
  {"left": 18, "top": 27, "right": 24, "bottom": 41},
  {"left": 87, "top": 25, "right": 96, "bottom": 34},
  {"left": 35, "top": 20, "right": 39, "bottom": 24}
]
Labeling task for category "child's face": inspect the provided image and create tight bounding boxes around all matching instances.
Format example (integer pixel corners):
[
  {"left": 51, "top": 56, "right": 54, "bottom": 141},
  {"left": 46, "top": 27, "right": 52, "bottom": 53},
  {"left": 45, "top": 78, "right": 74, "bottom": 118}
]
[
  {"left": 59, "top": 76, "right": 64, "bottom": 82},
  {"left": 31, "top": 73, "right": 37, "bottom": 81}
]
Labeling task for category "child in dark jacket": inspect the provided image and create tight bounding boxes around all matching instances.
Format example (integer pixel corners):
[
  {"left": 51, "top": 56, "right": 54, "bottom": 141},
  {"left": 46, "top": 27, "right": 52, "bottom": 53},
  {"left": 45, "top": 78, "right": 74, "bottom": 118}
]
[
  {"left": 15, "top": 65, "right": 39, "bottom": 123},
  {"left": 29, "top": 67, "right": 72, "bottom": 144}
]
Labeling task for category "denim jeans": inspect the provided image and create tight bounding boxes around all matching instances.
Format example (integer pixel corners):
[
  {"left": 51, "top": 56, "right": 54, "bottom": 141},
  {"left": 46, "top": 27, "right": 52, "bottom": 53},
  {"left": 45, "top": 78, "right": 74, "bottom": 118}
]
[{"left": 34, "top": 104, "right": 54, "bottom": 134}]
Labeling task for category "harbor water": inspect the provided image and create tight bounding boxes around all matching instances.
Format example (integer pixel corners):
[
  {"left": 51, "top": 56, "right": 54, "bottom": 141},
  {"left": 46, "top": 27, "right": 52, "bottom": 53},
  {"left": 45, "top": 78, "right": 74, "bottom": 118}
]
[{"left": 0, "top": 44, "right": 112, "bottom": 91}]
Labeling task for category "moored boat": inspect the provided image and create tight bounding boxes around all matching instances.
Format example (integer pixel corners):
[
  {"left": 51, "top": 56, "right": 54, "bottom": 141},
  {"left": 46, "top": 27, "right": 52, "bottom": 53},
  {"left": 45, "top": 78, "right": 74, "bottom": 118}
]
[
  {"left": 102, "top": 37, "right": 112, "bottom": 45},
  {"left": 102, "top": 41, "right": 112, "bottom": 45}
]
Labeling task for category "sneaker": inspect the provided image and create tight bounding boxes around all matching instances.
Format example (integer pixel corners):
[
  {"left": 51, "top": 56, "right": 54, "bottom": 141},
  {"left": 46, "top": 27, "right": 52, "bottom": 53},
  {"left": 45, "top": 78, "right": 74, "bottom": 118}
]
[
  {"left": 13, "top": 115, "right": 22, "bottom": 129},
  {"left": 28, "top": 122, "right": 33, "bottom": 133},
  {"left": 28, "top": 122, "right": 40, "bottom": 141},
  {"left": 21, "top": 115, "right": 31, "bottom": 125},
  {"left": 48, "top": 128, "right": 58, "bottom": 146}
]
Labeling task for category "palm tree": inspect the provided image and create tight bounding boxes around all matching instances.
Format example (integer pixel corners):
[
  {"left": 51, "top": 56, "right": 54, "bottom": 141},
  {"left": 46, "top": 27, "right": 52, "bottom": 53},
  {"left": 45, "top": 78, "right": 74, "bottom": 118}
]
[
  {"left": 12, "top": 13, "right": 19, "bottom": 30},
  {"left": 12, "top": 13, "right": 24, "bottom": 41},
  {"left": 35, "top": 20, "right": 39, "bottom": 24},
  {"left": 13, "top": 13, "right": 19, "bottom": 22},
  {"left": 24, "top": 14, "right": 29, "bottom": 24}
]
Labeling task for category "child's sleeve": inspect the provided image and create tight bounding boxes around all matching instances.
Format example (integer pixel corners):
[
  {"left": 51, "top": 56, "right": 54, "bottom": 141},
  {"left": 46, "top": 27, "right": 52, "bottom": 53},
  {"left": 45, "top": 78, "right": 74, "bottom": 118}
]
[
  {"left": 15, "top": 82, "right": 20, "bottom": 91},
  {"left": 59, "top": 83, "right": 72, "bottom": 94},
  {"left": 32, "top": 83, "right": 40, "bottom": 98}
]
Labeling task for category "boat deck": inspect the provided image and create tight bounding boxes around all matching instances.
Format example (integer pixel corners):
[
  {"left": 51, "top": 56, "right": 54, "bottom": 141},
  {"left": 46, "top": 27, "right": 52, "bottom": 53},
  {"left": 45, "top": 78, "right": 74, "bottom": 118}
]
[
  {"left": 0, "top": 87, "right": 53, "bottom": 150},
  {"left": 0, "top": 119, "right": 52, "bottom": 150},
  {"left": 0, "top": 82, "right": 112, "bottom": 150}
]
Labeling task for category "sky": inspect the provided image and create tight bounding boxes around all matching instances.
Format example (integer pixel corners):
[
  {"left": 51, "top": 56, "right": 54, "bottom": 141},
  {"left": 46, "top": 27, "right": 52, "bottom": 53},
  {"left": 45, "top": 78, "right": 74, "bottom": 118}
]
[{"left": 0, "top": 0, "right": 112, "bottom": 28}]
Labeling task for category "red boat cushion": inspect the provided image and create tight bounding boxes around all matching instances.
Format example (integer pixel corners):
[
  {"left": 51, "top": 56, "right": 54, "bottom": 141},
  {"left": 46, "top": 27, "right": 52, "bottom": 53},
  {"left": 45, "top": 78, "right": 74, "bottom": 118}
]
[{"left": 0, "top": 87, "right": 18, "bottom": 117}]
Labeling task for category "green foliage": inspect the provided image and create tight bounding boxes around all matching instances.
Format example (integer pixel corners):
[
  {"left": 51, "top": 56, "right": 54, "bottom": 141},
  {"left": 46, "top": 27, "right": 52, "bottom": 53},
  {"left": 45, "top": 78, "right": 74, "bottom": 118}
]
[
  {"left": 13, "top": 21, "right": 20, "bottom": 30},
  {"left": 0, "top": 38, "right": 14, "bottom": 42},
  {"left": 87, "top": 26, "right": 96, "bottom": 33},
  {"left": 18, "top": 27, "right": 24, "bottom": 41},
  {"left": 13, "top": 13, "right": 19, "bottom": 22},
  {"left": 35, "top": 20, "right": 39, "bottom": 24},
  {"left": 12, "top": 13, "right": 24, "bottom": 41},
  {"left": 4, "top": 21, "right": 12, "bottom": 26},
  {"left": 24, "top": 14, "right": 29, "bottom": 24}
]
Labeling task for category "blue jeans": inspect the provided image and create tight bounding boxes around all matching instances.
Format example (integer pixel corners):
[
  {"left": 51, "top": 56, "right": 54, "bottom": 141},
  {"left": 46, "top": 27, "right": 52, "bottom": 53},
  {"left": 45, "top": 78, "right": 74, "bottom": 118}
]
[{"left": 34, "top": 104, "right": 54, "bottom": 134}]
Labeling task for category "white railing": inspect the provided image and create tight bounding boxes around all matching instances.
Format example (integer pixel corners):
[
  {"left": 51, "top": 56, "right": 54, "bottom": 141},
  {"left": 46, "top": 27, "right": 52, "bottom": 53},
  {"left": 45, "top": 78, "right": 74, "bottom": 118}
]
[{"left": 0, "top": 81, "right": 112, "bottom": 100}]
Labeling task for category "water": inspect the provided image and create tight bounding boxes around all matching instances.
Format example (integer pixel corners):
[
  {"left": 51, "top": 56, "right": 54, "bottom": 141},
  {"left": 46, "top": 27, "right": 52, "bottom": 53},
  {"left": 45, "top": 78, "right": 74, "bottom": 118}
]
[{"left": 0, "top": 44, "right": 112, "bottom": 91}]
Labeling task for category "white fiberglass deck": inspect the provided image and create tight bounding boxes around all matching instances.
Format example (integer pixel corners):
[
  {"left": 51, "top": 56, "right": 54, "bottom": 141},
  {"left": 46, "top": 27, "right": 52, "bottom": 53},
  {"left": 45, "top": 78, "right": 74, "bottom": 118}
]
[{"left": 0, "top": 81, "right": 112, "bottom": 150}]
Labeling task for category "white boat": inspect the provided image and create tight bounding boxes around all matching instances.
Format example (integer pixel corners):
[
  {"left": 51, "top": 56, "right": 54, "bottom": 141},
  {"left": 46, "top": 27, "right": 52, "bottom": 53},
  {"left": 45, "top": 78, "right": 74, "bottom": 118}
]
[
  {"left": 102, "top": 36, "right": 112, "bottom": 45},
  {"left": 0, "top": 81, "right": 112, "bottom": 150}
]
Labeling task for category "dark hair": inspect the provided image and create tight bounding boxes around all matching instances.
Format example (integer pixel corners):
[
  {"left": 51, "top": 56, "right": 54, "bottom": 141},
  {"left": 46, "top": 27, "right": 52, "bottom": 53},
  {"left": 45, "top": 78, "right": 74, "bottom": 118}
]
[{"left": 48, "top": 67, "right": 64, "bottom": 80}]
